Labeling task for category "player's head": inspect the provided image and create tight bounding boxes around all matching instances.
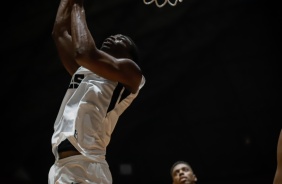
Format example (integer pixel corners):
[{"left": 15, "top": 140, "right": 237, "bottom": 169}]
[
  {"left": 101, "top": 34, "right": 140, "bottom": 65},
  {"left": 170, "top": 161, "right": 197, "bottom": 184}
]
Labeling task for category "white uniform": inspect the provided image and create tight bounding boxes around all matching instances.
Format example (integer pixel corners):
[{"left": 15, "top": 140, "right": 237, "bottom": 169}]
[{"left": 48, "top": 66, "right": 145, "bottom": 184}]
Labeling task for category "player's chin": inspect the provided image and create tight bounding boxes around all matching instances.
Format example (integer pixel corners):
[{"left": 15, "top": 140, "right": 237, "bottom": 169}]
[
  {"left": 180, "top": 179, "right": 191, "bottom": 184},
  {"left": 100, "top": 45, "right": 110, "bottom": 51},
  {"left": 184, "top": 181, "right": 195, "bottom": 184}
]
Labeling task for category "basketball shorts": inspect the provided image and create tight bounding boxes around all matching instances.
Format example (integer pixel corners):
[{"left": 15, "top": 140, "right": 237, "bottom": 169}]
[{"left": 48, "top": 155, "right": 112, "bottom": 184}]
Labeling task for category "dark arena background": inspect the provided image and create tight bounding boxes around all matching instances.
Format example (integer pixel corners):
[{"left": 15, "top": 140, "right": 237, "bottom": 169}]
[{"left": 4, "top": 0, "right": 281, "bottom": 183}]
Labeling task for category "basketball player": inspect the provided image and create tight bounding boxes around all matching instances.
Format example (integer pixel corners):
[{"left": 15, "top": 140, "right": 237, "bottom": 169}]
[
  {"left": 48, "top": 0, "right": 145, "bottom": 183},
  {"left": 171, "top": 161, "right": 197, "bottom": 184},
  {"left": 273, "top": 129, "right": 282, "bottom": 184}
]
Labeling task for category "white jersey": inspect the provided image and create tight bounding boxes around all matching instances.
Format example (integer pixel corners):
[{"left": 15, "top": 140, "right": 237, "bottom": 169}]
[{"left": 51, "top": 66, "right": 145, "bottom": 162}]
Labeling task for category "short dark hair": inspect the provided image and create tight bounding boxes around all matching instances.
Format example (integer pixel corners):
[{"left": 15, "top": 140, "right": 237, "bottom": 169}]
[
  {"left": 170, "top": 161, "right": 192, "bottom": 176},
  {"left": 125, "top": 35, "right": 140, "bottom": 65}
]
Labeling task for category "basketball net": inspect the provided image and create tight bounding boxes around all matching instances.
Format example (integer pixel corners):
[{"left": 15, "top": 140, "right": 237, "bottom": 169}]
[{"left": 143, "top": 0, "right": 183, "bottom": 8}]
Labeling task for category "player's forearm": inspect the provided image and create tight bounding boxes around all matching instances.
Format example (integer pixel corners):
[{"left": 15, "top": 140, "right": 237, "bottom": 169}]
[
  {"left": 52, "top": 0, "right": 73, "bottom": 37},
  {"left": 71, "top": 0, "right": 97, "bottom": 57},
  {"left": 53, "top": 0, "right": 80, "bottom": 75}
]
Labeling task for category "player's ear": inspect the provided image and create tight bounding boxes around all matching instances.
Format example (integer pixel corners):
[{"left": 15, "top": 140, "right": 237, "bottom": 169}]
[{"left": 193, "top": 174, "right": 197, "bottom": 181}]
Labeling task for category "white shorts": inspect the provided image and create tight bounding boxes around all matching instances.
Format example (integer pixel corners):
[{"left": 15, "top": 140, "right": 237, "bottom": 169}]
[{"left": 48, "top": 155, "right": 112, "bottom": 184}]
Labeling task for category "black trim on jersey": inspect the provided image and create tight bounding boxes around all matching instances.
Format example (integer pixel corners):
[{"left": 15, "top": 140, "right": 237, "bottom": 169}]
[
  {"left": 107, "top": 83, "right": 131, "bottom": 113},
  {"left": 120, "top": 87, "right": 130, "bottom": 102},
  {"left": 107, "top": 83, "right": 123, "bottom": 113}
]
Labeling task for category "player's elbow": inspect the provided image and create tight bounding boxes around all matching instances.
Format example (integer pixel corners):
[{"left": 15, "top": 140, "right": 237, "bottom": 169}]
[
  {"left": 74, "top": 47, "right": 86, "bottom": 59},
  {"left": 73, "top": 47, "right": 91, "bottom": 65},
  {"left": 74, "top": 46, "right": 98, "bottom": 64}
]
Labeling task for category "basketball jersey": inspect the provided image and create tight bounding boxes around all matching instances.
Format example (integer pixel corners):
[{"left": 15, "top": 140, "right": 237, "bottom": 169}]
[{"left": 51, "top": 66, "right": 145, "bottom": 162}]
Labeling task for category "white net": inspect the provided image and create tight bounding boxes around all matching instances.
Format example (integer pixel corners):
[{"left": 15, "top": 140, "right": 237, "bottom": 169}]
[{"left": 143, "top": 0, "right": 183, "bottom": 8}]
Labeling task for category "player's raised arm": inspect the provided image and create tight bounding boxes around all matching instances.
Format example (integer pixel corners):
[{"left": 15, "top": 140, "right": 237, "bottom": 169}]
[
  {"left": 52, "top": 0, "right": 80, "bottom": 76},
  {"left": 70, "top": 0, "right": 143, "bottom": 93}
]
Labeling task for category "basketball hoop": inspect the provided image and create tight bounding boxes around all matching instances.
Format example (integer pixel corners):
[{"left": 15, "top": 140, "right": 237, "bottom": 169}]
[{"left": 143, "top": 0, "right": 183, "bottom": 8}]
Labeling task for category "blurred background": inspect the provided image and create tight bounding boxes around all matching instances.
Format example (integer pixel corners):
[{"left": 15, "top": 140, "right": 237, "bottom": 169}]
[{"left": 4, "top": 0, "right": 281, "bottom": 183}]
